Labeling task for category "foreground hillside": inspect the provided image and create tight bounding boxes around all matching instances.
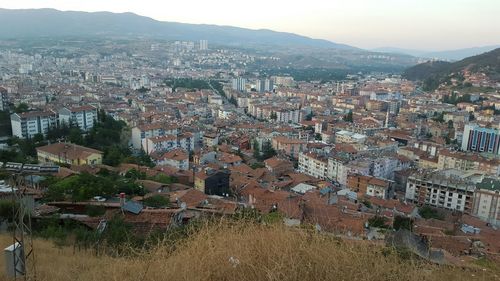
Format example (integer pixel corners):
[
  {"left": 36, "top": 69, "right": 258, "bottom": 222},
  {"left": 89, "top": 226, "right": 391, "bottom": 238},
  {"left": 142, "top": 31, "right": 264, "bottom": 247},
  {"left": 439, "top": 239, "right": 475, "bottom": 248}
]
[
  {"left": 404, "top": 47, "right": 500, "bottom": 80},
  {"left": 0, "top": 222, "right": 497, "bottom": 281}
]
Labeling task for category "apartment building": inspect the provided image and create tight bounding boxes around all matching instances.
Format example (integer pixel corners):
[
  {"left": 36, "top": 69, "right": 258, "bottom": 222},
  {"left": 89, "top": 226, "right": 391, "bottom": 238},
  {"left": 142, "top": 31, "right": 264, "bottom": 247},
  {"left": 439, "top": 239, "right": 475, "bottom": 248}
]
[
  {"left": 11, "top": 110, "right": 58, "bottom": 139},
  {"left": 461, "top": 123, "right": 500, "bottom": 155},
  {"left": 272, "top": 136, "right": 306, "bottom": 158},
  {"left": 131, "top": 123, "right": 179, "bottom": 150},
  {"left": 405, "top": 169, "right": 476, "bottom": 213},
  {"left": 472, "top": 177, "right": 500, "bottom": 227},
  {"left": 438, "top": 149, "right": 500, "bottom": 176},
  {"left": 298, "top": 151, "right": 329, "bottom": 180},
  {"left": 347, "top": 174, "right": 394, "bottom": 199},
  {"left": 59, "top": 105, "right": 97, "bottom": 131}
]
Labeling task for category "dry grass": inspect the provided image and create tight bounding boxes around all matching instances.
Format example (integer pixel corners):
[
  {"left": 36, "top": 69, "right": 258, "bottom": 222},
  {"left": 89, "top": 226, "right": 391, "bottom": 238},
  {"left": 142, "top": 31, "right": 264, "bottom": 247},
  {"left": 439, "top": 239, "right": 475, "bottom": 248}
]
[{"left": 0, "top": 220, "right": 498, "bottom": 281}]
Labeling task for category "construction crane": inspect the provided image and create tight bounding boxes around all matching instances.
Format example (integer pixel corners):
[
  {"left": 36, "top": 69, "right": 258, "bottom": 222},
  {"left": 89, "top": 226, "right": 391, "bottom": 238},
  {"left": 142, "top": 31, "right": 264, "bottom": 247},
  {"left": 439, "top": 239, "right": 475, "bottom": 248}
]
[{"left": 2, "top": 162, "right": 59, "bottom": 281}]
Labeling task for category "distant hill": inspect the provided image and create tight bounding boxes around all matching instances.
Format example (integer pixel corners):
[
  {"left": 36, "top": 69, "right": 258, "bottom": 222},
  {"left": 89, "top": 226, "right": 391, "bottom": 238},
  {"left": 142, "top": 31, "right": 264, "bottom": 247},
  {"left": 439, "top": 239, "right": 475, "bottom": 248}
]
[
  {"left": 373, "top": 45, "right": 500, "bottom": 61},
  {"left": 0, "top": 8, "right": 355, "bottom": 49},
  {"left": 403, "top": 48, "right": 500, "bottom": 90}
]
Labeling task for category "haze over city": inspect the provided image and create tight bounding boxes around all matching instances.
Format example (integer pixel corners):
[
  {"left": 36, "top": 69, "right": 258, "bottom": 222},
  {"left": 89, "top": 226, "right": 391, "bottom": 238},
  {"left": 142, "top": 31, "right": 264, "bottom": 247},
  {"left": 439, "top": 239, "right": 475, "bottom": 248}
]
[{"left": 1, "top": 0, "right": 500, "bottom": 50}]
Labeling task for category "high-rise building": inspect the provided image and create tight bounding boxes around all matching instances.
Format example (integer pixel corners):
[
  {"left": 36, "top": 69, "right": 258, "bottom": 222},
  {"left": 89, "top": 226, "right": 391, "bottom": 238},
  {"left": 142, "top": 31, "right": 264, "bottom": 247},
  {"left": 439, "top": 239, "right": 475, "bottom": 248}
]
[
  {"left": 11, "top": 110, "right": 58, "bottom": 139},
  {"left": 0, "top": 87, "right": 8, "bottom": 111},
  {"left": 232, "top": 77, "right": 246, "bottom": 92},
  {"left": 199, "top": 40, "right": 208, "bottom": 51},
  {"left": 256, "top": 79, "right": 273, "bottom": 93},
  {"left": 461, "top": 123, "right": 500, "bottom": 155}
]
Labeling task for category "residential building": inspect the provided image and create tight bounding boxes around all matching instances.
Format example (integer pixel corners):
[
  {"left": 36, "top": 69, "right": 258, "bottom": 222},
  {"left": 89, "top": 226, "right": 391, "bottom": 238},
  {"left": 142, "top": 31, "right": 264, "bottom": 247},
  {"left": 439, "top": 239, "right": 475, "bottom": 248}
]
[
  {"left": 298, "top": 152, "right": 328, "bottom": 180},
  {"left": 327, "top": 156, "right": 349, "bottom": 185},
  {"left": 438, "top": 149, "right": 500, "bottom": 176},
  {"left": 131, "top": 123, "right": 179, "bottom": 150},
  {"left": 142, "top": 135, "right": 178, "bottom": 155},
  {"left": 36, "top": 142, "right": 103, "bottom": 166},
  {"left": 335, "top": 130, "right": 367, "bottom": 144},
  {"left": 199, "top": 40, "right": 208, "bottom": 51},
  {"left": 263, "top": 157, "right": 294, "bottom": 176},
  {"left": 11, "top": 110, "right": 58, "bottom": 139},
  {"left": 195, "top": 169, "right": 230, "bottom": 196},
  {"left": 152, "top": 148, "right": 189, "bottom": 170},
  {"left": 347, "top": 174, "right": 394, "bottom": 199},
  {"left": 59, "top": 105, "right": 97, "bottom": 131},
  {"left": 232, "top": 77, "right": 246, "bottom": 92},
  {"left": 461, "top": 123, "right": 500, "bottom": 155},
  {"left": 272, "top": 136, "right": 306, "bottom": 158},
  {"left": 256, "top": 79, "right": 273, "bottom": 93},
  {"left": 405, "top": 169, "right": 477, "bottom": 213},
  {"left": 472, "top": 177, "right": 500, "bottom": 227}
]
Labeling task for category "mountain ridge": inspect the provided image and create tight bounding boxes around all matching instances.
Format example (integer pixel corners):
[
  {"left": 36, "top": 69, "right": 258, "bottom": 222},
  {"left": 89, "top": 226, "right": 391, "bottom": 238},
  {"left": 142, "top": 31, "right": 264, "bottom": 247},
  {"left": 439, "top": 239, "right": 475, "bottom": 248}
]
[
  {"left": 402, "top": 47, "right": 500, "bottom": 90},
  {"left": 0, "top": 8, "right": 356, "bottom": 49},
  {"left": 373, "top": 45, "right": 500, "bottom": 61}
]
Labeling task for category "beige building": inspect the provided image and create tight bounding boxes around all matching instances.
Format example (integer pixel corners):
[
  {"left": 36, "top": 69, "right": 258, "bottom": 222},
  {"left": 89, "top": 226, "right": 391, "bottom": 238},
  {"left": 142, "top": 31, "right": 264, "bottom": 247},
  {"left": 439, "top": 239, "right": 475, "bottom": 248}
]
[
  {"left": 472, "top": 178, "right": 500, "bottom": 227},
  {"left": 36, "top": 143, "right": 103, "bottom": 166},
  {"left": 438, "top": 149, "right": 500, "bottom": 176}
]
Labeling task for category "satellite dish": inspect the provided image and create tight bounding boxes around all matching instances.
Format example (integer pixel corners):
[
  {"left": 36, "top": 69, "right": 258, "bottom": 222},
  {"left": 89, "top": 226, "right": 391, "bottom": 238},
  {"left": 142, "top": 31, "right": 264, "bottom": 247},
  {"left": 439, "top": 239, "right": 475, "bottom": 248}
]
[{"left": 180, "top": 202, "right": 187, "bottom": 210}]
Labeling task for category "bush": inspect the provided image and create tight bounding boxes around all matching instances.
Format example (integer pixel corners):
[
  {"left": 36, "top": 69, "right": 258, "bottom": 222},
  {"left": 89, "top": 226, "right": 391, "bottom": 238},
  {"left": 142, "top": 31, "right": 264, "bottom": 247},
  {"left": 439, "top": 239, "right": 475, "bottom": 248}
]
[
  {"left": 0, "top": 200, "right": 18, "bottom": 222},
  {"left": 393, "top": 216, "right": 413, "bottom": 231},
  {"left": 143, "top": 195, "right": 170, "bottom": 208},
  {"left": 368, "top": 216, "right": 389, "bottom": 228},
  {"left": 85, "top": 205, "right": 106, "bottom": 217},
  {"left": 419, "top": 206, "right": 444, "bottom": 220}
]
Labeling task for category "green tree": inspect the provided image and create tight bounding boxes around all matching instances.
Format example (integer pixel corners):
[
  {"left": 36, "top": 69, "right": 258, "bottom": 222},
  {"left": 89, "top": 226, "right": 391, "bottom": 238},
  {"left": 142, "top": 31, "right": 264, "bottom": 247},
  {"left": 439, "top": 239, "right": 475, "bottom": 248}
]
[
  {"left": 367, "top": 216, "right": 389, "bottom": 228},
  {"left": 261, "top": 140, "right": 276, "bottom": 160},
  {"left": 393, "top": 216, "right": 413, "bottom": 231},
  {"left": 253, "top": 139, "right": 260, "bottom": 159},
  {"left": 14, "top": 103, "right": 29, "bottom": 113},
  {"left": 143, "top": 195, "right": 170, "bottom": 208},
  {"left": 270, "top": 111, "right": 277, "bottom": 120},
  {"left": 343, "top": 110, "right": 353, "bottom": 122},
  {"left": 150, "top": 174, "right": 178, "bottom": 184}
]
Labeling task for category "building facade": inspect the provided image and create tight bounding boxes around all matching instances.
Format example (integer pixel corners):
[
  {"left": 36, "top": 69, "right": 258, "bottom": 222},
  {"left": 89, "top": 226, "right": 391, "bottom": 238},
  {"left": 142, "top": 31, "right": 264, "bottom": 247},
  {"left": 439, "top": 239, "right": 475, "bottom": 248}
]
[
  {"left": 11, "top": 110, "right": 58, "bottom": 139},
  {"left": 59, "top": 105, "right": 97, "bottom": 131},
  {"left": 461, "top": 124, "right": 500, "bottom": 155},
  {"left": 405, "top": 169, "right": 475, "bottom": 213}
]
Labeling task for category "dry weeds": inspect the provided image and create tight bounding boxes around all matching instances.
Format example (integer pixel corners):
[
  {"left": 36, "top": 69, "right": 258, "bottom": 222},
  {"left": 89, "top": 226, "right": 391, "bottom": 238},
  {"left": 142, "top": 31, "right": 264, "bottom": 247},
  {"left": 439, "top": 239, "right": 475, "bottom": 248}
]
[{"left": 0, "top": 220, "right": 498, "bottom": 281}]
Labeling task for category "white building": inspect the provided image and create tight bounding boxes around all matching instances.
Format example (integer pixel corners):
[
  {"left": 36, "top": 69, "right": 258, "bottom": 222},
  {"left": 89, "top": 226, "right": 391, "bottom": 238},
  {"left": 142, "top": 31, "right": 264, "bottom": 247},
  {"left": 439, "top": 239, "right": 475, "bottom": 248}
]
[
  {"left": 232, "top": 77, "right": 246, "bottom": 92},
  {"left": 199, "top": 40, "right": 208, "bottom": 51},
  {"left": 327, "top": 157, "right": 349, "bottom": 185},
  {"left": 298, "top": 152, "right": 328, "bottom": 180},
  {"left": 335, "top": 130, "right": 367, "bottom": 144},
  {"left": 142, "top": 135, "right": 178, "bottom": 155},
  {"left": 131, "top": 123, "right": 179, "bottom": 150},
  {"left": 59, "top": 105, "right": 97, "bottom": 131},
  {"left": 154, "top": 148, "right": 189, "bottom": 170},
  {"left": 11, "top": 111, "right": 58, "bottom": 139}
]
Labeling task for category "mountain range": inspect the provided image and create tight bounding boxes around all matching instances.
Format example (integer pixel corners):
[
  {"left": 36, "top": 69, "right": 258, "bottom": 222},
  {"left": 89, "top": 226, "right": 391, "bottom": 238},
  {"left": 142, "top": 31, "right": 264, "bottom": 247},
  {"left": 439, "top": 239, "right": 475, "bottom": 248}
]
[
  {"left": 373, "top": 45, "right": 500, "bottom": 61},
  {"left": 0, "top": 8, "right": 355, "bottom": 50}
]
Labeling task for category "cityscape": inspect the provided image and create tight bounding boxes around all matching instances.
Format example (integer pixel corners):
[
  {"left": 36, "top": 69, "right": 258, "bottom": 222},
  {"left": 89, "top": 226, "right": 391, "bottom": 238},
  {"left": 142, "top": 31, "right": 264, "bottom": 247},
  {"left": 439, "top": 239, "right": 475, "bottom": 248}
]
[{"left": 0, "top": 2, "right": 499, "bottom": 281}]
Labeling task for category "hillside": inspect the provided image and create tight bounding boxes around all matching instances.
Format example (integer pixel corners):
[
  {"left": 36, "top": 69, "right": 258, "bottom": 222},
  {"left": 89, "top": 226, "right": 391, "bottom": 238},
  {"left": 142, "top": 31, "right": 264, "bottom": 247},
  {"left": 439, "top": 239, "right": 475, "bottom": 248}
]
[
  {"left": 373, "top": 45, "right": 500, "bottom": 61},
  {"left": 0, "top": 8, "right": 354, "bottom": 49},
  {"left": 0, "top": 222, "right": 497, "bottom": 281},
  {"left": 403, "top": 48, "right": 500, "bottom": 90}
]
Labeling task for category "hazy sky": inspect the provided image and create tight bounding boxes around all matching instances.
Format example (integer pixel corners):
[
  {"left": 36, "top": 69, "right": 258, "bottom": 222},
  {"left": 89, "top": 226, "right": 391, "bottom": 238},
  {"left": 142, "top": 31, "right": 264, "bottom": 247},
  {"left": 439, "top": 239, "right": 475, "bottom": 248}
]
[{"left": 1, "top": 0, "right": 499, "bottom": 50}]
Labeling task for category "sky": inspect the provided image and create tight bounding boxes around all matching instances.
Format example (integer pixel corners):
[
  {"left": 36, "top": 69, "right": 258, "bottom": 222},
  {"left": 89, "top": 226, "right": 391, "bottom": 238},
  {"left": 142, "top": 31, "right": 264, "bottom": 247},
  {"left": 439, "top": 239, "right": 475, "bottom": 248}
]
[{"left": 0, "top": 0, "right": 499, "bottom": 51}]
